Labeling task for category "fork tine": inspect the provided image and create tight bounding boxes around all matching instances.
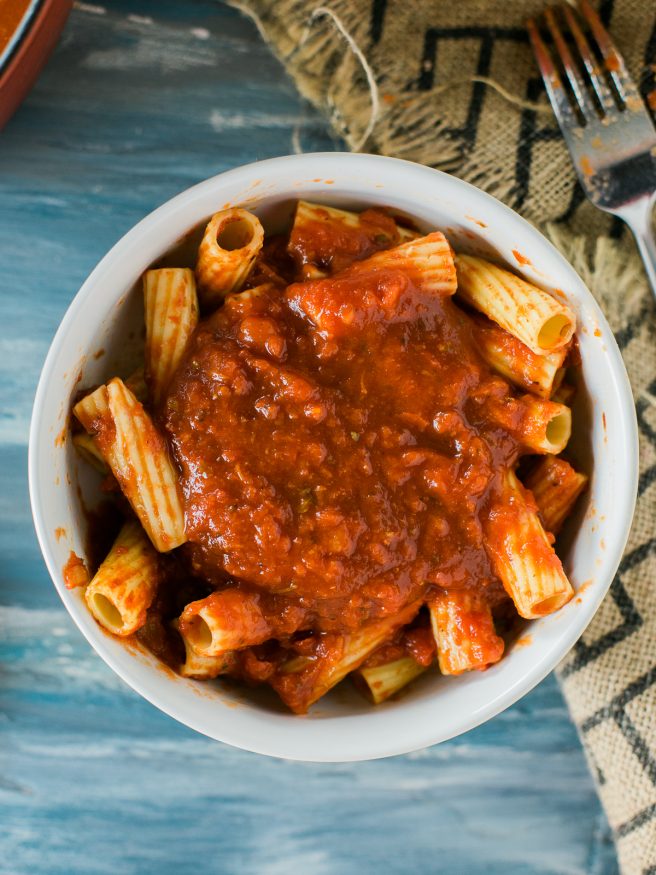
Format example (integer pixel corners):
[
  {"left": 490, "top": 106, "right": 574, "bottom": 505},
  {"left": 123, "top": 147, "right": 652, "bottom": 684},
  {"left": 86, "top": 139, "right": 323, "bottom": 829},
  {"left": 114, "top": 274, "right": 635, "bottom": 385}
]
[
  {"left": 527, "top": 17, "right": 580, "bottom": 129},
  {"left": 579, "top": 0, "right": 640, "bottom": 105},
  {"left": 544, "top": 6, "right": 598, "bottom": 122},
  {"left": 561, "top": 5, "right": 615, "bottom": 114}
]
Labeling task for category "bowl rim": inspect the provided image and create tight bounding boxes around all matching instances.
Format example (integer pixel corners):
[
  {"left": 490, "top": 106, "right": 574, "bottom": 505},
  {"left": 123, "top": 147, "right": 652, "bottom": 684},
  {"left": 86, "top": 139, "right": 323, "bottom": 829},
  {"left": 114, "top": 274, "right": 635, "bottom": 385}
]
[{"left": 29, "top": 151, "right": 639, "bottom": 761}]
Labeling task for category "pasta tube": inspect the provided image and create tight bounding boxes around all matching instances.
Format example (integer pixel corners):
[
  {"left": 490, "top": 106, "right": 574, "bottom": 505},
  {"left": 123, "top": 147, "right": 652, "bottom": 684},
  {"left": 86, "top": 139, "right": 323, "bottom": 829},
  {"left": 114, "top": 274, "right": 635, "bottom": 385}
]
[
  {"left": 396, "top": 224, "right": 421, "bottom": 242},
  {"left": 292, "top": 201, "right": 368, "bottom": 233},
  {"left": 456, "top": 255, "right": 575, "bottom": 355},
  {"left": 272, "top": 602, "right": 421, "bottom": 714},
  {"left": 179, "top": 589, "right": 271, "bottom": 657},
  {"left": 223, "top": 282, "right": 276, "bottom": 318},
  {"left": 355, "top": 656, "right": 426, "bottom": 704},
  {"left": 486, "top": 394, "right": 571, "bottom": 455},
  {"left": 349, "top": 232, "right": 457, "bottom": 296},
  {"left": 469, "top": 313, "right": 567, "bottom": 398},
  {"left": 196, "top": 208, "right": 264, "bottom": 306},
  {"left": 73, "top": 382, "right": 110, "bottom": 426},
  {"left": 291, "top": 201, "right": 420, "bottom": 248},
  {"left": 484, "top": 469, "right": 574, "bottom": 619},
  {"left": 72, "top": 432, "right": 107, "bottom": 474},
  {"left": 523, "top": 455, "right": 588, "bottom": 535},
  {"left": 85, "top": 518, "right": 160, "bottom": 636},
  {"left": 300, "top": 264, "right": 329, "bottom": 280},
  {"left": 286, "top": 233, "right": 457, "bottom": 339},
  {"left": 73, "top": 378, "right": 186, "bottom": 552},
  {"left": 428, "top": 589, "right": 504, "bottom": 675},
  {"left": 144, "top": 268, "right": 199, "bottom": 406},
  {"left": 172, "top": 620, "right": 236, "bottom": 680},
  {"left": 288, "top": 201, "right": 404, "bottom": 271},
  {"left": 73, "top": 368, "right": 148, "bottom": 476},
  {"left": 518, "top": 396, "right": 571, "bottom": 454}
]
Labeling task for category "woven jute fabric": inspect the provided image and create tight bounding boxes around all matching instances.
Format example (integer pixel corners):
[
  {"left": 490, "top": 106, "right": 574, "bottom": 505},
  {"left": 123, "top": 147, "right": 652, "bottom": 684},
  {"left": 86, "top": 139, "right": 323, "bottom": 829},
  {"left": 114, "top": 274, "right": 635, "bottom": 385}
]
[{"left": 228, "top": 0, "right": 656, "bottom": 870}]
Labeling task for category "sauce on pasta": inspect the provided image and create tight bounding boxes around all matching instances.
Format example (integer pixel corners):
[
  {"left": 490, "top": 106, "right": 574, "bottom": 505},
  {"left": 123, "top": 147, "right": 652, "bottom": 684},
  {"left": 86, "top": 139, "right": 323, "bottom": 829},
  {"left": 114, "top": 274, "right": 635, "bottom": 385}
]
[
  {"left": 71, "top": 201, "right": 583, "bottom": 713},
  {"left": 164, "top": 229, "right": 521, "bottom": 644}
]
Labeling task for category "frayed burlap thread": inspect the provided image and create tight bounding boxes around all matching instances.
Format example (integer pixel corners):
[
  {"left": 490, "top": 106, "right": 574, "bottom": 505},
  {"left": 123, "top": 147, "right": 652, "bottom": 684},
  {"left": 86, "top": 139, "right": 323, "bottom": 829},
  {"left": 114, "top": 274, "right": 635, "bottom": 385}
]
[{"left": 227, "top": 1, "right": 656, "bottom": 870}]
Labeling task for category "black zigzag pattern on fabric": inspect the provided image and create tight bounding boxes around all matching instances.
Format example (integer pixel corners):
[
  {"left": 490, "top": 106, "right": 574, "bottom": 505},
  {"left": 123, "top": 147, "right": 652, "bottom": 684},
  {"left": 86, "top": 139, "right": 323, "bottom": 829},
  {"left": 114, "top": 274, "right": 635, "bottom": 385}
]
[
  {"left": 615, "top": 709, "right": 656, "bottom": 787},
  {"left": 515, "top": 77, "right": 562, "bottom": 211},
  {"left": 614, "top": 299, "right": 656, "bottom": 351},
  {"left": 416, "top": 26, "right": 526, "bottom": 154},
  {"left": 617, "top": 801, "right": 656, "bottom": 839},
  {"left": 581, "top": 665, "right": 656, "bottom": 738},
  {"left": 638, "top": 463, "right": 656, "bottom": 498},
  {"left": 637, "top": 377, "right": 656, "bottom": 448},
  {"left": 514, "top": 75, "right": 589, "bottom": 223},
  {"left": 369, "top": 0, "right": 388, "bottom": 46},
  {"left": 579, "top": 665, "right": 656, "bottom": 837},
  {"left": 558, "top": 540, "right": 654, "bottom": 679},
  {"left": 579, "top": 666, "right": 656, "bottom": 837}
]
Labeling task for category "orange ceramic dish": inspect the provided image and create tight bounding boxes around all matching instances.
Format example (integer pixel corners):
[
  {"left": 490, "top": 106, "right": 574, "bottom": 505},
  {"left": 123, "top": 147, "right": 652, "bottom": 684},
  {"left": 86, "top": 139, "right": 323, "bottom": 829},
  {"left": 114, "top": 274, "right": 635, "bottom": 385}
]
[{"left": 0, "top": 0, "right": 72, "bottom": 129}]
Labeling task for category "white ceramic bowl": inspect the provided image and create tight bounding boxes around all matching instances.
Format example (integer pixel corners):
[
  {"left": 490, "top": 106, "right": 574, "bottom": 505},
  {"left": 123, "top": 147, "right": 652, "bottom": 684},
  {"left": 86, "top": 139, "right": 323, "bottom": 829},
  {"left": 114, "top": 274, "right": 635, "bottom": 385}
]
[{"left": 29, "top": 153, "right": 638, "bottom": 761}]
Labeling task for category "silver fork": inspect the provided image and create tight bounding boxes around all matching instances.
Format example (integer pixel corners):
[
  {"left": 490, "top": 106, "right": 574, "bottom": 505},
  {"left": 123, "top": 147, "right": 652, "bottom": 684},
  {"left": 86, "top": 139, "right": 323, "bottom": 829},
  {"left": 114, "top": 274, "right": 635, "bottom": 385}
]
[{"left": 528, "top": 0, "right": 656, "bottom": 298}]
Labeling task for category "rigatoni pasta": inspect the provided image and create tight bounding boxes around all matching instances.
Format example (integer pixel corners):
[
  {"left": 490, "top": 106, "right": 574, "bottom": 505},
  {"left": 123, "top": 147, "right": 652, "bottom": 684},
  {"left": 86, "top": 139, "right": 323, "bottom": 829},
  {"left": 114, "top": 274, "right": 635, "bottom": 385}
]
[
  {"left": 484, "top": 469, "right": 574, "bottom": 619},
  {"left": 85, "top": 519, "right": 160, "bottom": 636},
  {"left": 73, "top": 382, "right": 110, "bottom": 429},
  {"left": 456, "top": 254, "right": 575, "bottom": 355},
  {"left": 106, "top": 378, "right": 186, "bottom": 552},
  {"left": 69, "top": 199, "right": 586, "bottom": 714},
  {"left": 179, "top": 589, "right": 272, "bottom": 657},
  {"left": 288, "top": 200, "right": 419, "bottom": 272},
  {"left": 350, "top": 231, "right": 457, "bottom": 296},
  {"left": 428, "top": 590, "right": 504, "bottom": 675},
  {"left": 355, "top": 656, "right": 426, "bottom": 704},
  {"left": 73, "top": 378, "right": 186, "bottom": 552},
  {"left": 172, "top": 621, "right": 237, "bottom": 680},
  {"left": 523, "top": 455, "right": 588, "bottom": 535},
  {"left": 272, "top": 604, "right": 421, "bottom": 714},
  {"left": 486, "top": 394, "right": 572, "bottom": 455},
  {"left": 144, "top": 268, "right": 199, "bottom": 407},
  {"left": 469, "top": 312, "right": 566, "bottom": 398},
  {"left": 196, "top": 208, "right": 264, "bottom": 306}
]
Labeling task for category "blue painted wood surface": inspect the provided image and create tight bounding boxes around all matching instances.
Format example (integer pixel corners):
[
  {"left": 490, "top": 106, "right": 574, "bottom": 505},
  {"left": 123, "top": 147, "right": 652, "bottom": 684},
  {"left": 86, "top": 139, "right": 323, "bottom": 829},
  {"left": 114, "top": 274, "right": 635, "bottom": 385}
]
[{"left": 0, "top": 2, "right": 619, "bottom": 872}]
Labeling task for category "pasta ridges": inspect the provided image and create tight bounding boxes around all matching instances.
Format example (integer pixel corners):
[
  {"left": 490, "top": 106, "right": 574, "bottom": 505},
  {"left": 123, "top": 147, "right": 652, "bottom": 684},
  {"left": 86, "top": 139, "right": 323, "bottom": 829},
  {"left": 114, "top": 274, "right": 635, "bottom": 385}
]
[
  {"left": 429, "top": 589, "right": 504, "bottom": 675},
  {"left": 523, "top": 455, "right": 588, "bottom": 535},
  {"left": 484, "top": 469, "right": 573, "bottom": 619},
  {"left": 71, "top": 201, "right": 584, "bottom": 712},
  {"left": 196, "top": 208, "right": 264, "bottom": 306},
  {"left": 456, "top": 254, "right": 576, "bottom": 355},
  {"left": 85, "top": 518, "right": 160, "bottom": 636},
  {"left": 144, "top": 268, "right": 198, "bottom": 406}
]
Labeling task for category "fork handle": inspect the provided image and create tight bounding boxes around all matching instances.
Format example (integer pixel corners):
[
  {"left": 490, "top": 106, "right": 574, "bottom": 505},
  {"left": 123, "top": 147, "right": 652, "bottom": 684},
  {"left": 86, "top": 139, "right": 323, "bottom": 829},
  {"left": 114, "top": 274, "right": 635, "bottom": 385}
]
[{"left": 617, "top": 194, "right": 656, "bottom": 302}]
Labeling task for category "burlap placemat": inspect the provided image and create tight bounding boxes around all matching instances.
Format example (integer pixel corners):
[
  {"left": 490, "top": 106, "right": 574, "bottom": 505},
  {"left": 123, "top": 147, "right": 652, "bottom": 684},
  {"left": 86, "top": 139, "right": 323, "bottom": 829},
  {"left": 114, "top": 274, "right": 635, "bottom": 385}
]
[{"left": 227, "top": 0, "right": 656, "bottom": 870}]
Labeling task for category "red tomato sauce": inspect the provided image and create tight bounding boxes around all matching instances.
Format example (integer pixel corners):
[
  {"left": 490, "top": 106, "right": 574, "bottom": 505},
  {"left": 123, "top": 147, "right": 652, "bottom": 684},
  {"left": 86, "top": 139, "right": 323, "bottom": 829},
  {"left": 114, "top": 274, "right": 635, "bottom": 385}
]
[
  {"left": 363, "top": 623, "right": 436, "bottom": 669},
  {"left": 63, "top": 551, "right": 89, "bottom": 589},
  {"left": 288, "top": 207, "right": 401, "bottom": 272},
  {"left": 162, "top": 241, "right": 523, "bottom": 645}
]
